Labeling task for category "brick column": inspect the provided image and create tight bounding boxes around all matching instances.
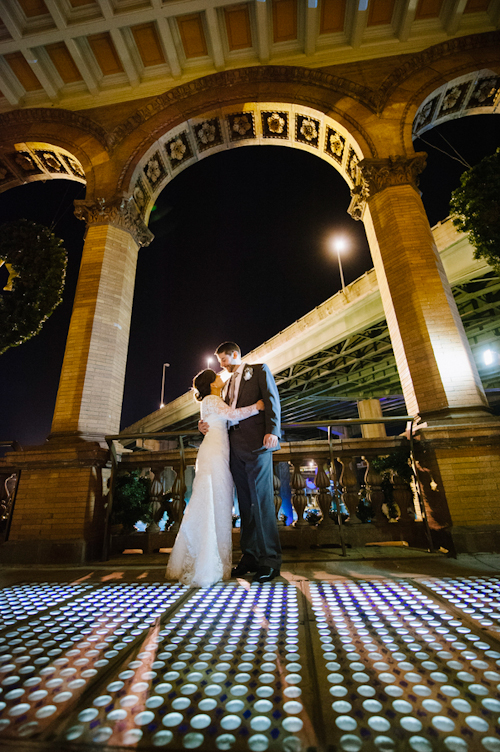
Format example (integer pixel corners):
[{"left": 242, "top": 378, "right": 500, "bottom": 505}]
[
  {"left": 50, "top": 196, "right": 153, "bottom": 442},
  {"left": 0, "top": 197, "right": 154, "bottom": 564},
  {"left": 350, "top": 153, "right": 490, "bottom": 425},
  {"left": 347, "top": 155, "right": 500, "bottom": 554},
  {"left": 357, "top": 398, "right": 386, "bottom": 439}
]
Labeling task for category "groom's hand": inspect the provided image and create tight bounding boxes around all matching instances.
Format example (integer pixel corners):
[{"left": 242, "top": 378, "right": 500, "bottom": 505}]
[
  {"left": 263, "top": 433, "right": 278, "bottom": 449},
  {"left": 198, "top": 419, "right": 209, "bottom": 435}
]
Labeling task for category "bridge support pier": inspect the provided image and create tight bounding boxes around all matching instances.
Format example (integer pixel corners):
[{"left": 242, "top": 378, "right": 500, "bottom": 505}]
[
  {"left": 354, "top": 154, "right": 500, "bottom": 553},
  {"left": 1, "top": 200, "right": 152, "bottom": 564}
]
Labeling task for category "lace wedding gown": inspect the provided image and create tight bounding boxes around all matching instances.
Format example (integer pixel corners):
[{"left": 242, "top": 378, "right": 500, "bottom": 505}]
[{"left": 166, "top": 394, "right": 259, "bottom": 588}]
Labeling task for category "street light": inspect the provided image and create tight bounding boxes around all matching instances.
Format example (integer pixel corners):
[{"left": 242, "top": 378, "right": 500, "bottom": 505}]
[
  {"left": 160, "top": 362, "right": 170, "bottom": 408},
  {"left": 332, "top": 236, "right": 347, "bottom": 293}
]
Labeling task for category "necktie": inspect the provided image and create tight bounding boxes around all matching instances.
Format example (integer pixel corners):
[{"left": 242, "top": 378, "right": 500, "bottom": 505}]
[{"left": 226, "top": 373, "right": 236, "bottom": 406}]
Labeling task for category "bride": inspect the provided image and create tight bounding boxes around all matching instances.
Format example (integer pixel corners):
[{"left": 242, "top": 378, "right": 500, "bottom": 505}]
[{"left": 166, "top": 368, "right": 264, "bottom": 587}]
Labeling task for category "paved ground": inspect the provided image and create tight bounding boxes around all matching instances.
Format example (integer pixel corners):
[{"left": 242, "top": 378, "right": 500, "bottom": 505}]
[{"left": 0, "top": 548, "right": 499, "bottom": 751}]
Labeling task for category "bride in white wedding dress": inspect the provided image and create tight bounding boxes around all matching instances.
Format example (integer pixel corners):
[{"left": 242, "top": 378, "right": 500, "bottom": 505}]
[{"left": 166, "top": 369, "right": 264, "bottom": 588}]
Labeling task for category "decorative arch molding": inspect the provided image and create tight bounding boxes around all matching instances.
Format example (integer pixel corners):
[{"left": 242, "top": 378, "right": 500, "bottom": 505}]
[
  {"left": 0, "top": 142, "right": 86, "bottom": 195},
  {"left": 128, "top": 103, "right": 365, "bottom": 223},
  {"left": 108, "top": 66, "right": 378, "bottom": 150},
  {"left": 377, "top": 30, "right": 500, "bottom": 113},
  {"left": 0, "top": 108, "right": 109, "bottom": 150},
  {"left": 412, "top": 69, "right": 500, "bottom": 140}
]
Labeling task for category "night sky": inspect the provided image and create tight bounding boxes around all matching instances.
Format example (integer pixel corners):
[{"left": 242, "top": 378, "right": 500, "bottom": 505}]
[{"left": 0, "top": 114, "right": 498, "bottom": 446}]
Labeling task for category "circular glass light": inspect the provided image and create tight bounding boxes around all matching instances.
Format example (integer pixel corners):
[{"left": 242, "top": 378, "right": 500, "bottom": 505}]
[{"left": 400, "top": 717, "right": 422, "bottom": 732}]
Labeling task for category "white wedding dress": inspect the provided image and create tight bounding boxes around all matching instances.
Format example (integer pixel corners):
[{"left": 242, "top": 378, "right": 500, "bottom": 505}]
[{"left": 166, "top": 394, "right": 259, "bottom": 587}]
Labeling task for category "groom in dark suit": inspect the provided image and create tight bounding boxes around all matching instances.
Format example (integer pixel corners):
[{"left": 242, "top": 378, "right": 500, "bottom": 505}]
[{"left": 200, "top": 341, "right": 282, "bottom": 583}]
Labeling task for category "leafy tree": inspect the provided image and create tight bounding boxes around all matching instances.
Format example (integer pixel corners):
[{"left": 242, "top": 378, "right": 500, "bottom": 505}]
[
  {"left": 450, "top": 147, "right": 500, "bottom": 271},
  {"left": 111, "top": 470, "right": 152, "bottom": 531},
  {"left": 0, "top": 219, "right": 67, "bottom": 355}
]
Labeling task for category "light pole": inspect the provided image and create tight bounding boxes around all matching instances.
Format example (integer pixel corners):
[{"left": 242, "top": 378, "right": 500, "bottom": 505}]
[
  {"left": 332, "top": 236, "right": 347, "bottom": 293},
  {"left": 160, "top": 362, "right": 170, "bottom": 408}
]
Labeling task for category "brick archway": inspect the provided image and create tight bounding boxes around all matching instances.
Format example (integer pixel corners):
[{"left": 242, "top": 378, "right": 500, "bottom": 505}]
[{"left": 127, "top": 103, "right": 364, "bottom": 224}]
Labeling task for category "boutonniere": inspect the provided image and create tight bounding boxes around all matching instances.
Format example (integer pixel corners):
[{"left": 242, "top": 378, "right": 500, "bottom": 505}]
[{"left": 243, "top": 366, "right": 253, "bottom": 381}]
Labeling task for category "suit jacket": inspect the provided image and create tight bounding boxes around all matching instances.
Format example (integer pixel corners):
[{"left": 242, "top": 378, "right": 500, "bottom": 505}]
[{"left": 231, "top": 363, "right": 281, "bottom": 452}]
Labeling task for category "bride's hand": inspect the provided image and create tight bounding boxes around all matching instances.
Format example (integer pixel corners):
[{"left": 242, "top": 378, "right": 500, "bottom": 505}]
[{"left": 256, "top": 399, "right": 265, "bottom": 411}]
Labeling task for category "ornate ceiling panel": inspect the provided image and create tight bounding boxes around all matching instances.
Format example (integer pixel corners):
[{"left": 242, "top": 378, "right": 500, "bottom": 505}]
[
  {"left": 225, "top": 4, "right": 253, "bottom": 50},
  {"left": 0, "top": 0, "right": 496, "bottom": 113}
]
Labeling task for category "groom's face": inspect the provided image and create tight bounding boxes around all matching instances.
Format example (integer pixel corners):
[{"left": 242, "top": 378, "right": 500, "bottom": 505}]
[{"left": 216, "top": 350, "right": 240, "bottom": 372}]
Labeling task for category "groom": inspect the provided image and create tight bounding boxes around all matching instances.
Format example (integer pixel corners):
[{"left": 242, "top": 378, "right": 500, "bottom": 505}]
[{"left": 200, "top": 341, "right": 282, "bottom": 583}]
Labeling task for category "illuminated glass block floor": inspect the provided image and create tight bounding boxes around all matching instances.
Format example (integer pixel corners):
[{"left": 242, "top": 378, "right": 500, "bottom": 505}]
[{"left": 0, "top": 577, "right": 499, "bottom": 751}]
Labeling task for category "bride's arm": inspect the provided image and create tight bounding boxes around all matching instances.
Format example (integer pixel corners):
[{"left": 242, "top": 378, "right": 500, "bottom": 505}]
[{"left": 210, "top": 396, "right": 264, "bottom": 421}]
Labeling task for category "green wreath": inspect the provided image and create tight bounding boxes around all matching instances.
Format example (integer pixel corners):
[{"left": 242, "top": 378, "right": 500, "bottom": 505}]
[{"left": 0, "top": 218, "right": 67, "bottom": 355}]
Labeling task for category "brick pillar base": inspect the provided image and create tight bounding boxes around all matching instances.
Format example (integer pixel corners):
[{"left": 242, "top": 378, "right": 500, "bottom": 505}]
[
  {"left": 414, "top": 422, "right": 500, "bottom": 554},
  {"left": 0, "top": 443, "right": 110, "bottom": 564}
]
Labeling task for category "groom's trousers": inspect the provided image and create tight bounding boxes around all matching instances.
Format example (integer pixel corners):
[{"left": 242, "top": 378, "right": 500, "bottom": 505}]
[{"left": 229, "top": 441, "right": 282, "bottom": 570}]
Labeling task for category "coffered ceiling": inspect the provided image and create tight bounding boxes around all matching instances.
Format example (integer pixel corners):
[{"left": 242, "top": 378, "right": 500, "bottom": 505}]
[{"left": 0, "top": 0, "right": 498, "bottom": 113}]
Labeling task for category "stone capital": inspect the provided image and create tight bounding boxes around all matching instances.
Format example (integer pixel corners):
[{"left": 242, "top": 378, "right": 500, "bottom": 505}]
[
  {"left": 348, "top": 153, "right": 427, "bottom": 220},
  {"left": 360, "top": 152, "right": 427, "bottom": 195},
  {"left": 74, "top": 195, "right": 154, "bottom": 248}
]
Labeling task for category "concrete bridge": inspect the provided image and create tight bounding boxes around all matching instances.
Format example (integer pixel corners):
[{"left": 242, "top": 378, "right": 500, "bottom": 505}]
[{"left": 123, "top": 217, "right": 500, "bottom": 436}]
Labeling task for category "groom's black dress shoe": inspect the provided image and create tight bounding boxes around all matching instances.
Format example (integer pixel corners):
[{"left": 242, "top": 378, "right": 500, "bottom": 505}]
[
  {"left": 231, "top": 559, "right": 258, "bottom": 578},
  {"left": 253, "top": 566, "right": 280, "bottom": 583}
]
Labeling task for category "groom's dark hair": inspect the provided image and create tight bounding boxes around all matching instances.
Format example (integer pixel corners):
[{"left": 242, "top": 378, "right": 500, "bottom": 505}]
[{"left": 216, "top": 341, "right": 240, "bottom": 356}]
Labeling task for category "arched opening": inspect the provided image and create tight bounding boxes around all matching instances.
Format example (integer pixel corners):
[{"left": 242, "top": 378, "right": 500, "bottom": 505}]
[
  {"left": 122, "top": 143, "right": 372, "bottom": 427},
  {"left": 127, "top": 103, "right": 365, "bottom": 224}
]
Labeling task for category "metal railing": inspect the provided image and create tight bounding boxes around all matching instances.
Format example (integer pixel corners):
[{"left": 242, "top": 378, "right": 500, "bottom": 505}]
[
  {"left": 0, "top": 440, "right": 22, "bottom": 543},
  {"left": 105, "top": 415, "right": 434, "bottom": 561}
]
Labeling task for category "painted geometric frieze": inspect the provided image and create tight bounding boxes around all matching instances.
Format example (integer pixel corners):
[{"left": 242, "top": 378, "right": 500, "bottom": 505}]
[
  {"left": 193, "top": 118, "right": 223, "bottom": 152},
  {"left": 62, "top": 154, "right": 85, "bottom": 179},
  {"left": 436, "top": 82, "right": 471, "bottom": 119},
  {"left": 133, "top": 175, "right": 150, "bottom": 214},
  {"left": 468, "top": 76, "right": 499, "bottom": 109},
  {"left": 295, "top": 115, "right": 320, "bottom": 148},
  {"left": 227, "top": 112, "right": 256, "bottom": 142},
  {"left": 34, "top": 149, "right": 67, "bottom": 173},
  {"left": 12, "top": 150, "right": 44, "bottom": 176},
  {"left": 143, "top": 150, "right": 168, "bottom": 190},
  {"left": 2, "top": 143, "right": 86, "bottom": 189},
  {"left": 346, "top": 147, "right": 359, "bottom": 184},
  {"left": 0, "top": 159, "right": 15, "bottom": 187},
  {"left": 165, "top": 131, "right": 193, "bottom": 169},
  {"left": 412, "top": 96, "right": 439, "bottom": 135},
  {"left": 324, "top": 127, "right": 345, "bottom": 164},
  {"left": 261, "top": 111, "right": 289, "bottom": 140},
  {"left": 413, "top": 70, "right": 500, "bottom": 139}
]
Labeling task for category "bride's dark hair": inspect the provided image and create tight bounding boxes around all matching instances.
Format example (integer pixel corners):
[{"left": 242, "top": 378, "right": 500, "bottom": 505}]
[{"left": 193, "top": 369, "right": 216, "bottom": 402}]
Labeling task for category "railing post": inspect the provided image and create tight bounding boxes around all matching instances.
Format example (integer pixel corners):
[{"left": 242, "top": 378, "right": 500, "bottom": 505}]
[
  {"left": 392, "top": 473, "right": 413, "bottom": 523},
  {"left": 146, "top": 466, "right": 164, "bottom": 534},
  {"left": 102, "top": 439, "right": 117, "bottom": 561},
  {"left": 363, "top": 455, "right": 384, "bottom": 519},
  {"left": 316, "top": 463, "right": 334, "bottom": 527},
  {"left": 337, "top": 454, "right": 358, "bottom": 522},
  {"left": 170, "top": 467, "right": 186, "bottom": 534},
  {"left": 273, "top": 466, "right": 284, "bottom": 525},
  {"left": 291, "top": 462, "right": 308, "bottom": 527}
]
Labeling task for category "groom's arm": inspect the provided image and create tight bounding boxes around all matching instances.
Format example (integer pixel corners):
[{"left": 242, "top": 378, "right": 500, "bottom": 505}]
[{"left": 258, "top": 364, "right": 281, "bottom": 448}]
